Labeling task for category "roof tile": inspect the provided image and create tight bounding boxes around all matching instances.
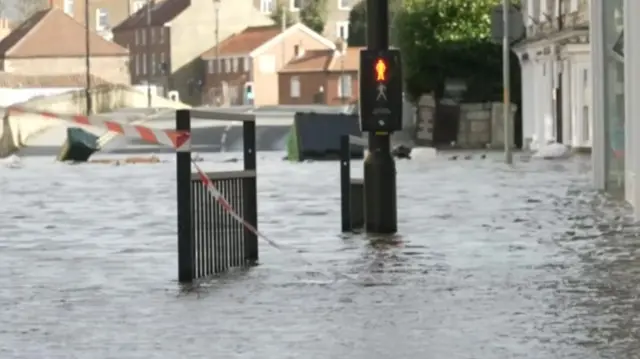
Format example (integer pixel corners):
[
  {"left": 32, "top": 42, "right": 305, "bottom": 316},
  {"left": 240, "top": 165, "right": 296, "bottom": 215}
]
[
  {"left": 0, "top": 8, "right": 128, "bottom": 58},
  {"left": 201, "top": 25, "right": 281, "bottom": 58}
]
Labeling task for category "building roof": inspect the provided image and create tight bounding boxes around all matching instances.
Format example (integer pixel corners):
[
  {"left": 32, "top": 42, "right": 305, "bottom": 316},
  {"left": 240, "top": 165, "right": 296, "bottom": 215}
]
[
  {"left": 112, "top": 0, "right": 190, "bottom": 31},
  {"left": 0, "top": 73, "right": 111, "bottom": 88},
  {"left": 201, "top": 22, "right": 337, "bottom": 59},
  {"left": 0, "top": 8, "right": 128, "bottom": 58},
  {"left": 279, "top": 46, "right": 362, "bottom": 73},
  {"left": 201, "top": 25, "right": 281, "bottom": 58}
]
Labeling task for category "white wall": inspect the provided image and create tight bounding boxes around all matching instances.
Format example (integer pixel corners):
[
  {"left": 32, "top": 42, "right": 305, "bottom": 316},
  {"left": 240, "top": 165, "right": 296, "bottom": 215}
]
[
  {"left": 0, "top": 85, "right": 163, "bottom": 107},
  {"left": 624, "top": 0, "right": 640, "bottom": 215}
]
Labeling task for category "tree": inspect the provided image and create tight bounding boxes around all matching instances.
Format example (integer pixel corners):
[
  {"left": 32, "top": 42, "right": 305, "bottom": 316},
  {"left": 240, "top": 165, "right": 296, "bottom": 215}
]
[
  {"left": 395, "top": 0, "right": 516, "bottom": 100},
  {"left": 347, "top": 0, "right": 403, "bottom": 47},
  {"left": 299, "top": 0, "right": 327, "bottom": 34},
  {"left": 270, "top": 4, "right": 295, "bottom": 28},
  {"left": 15, "top": 0, "right": 48, "bottom": 22}
]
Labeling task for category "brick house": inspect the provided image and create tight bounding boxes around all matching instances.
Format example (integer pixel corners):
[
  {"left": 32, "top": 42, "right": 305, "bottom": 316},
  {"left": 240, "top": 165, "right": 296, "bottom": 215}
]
[
  {"left": 0, "top": 8, "right": 130, "bottom": 84},
  {"left": 112, "top": 0, "right": 274, "bottom": 105},
  {"left": 278, "top": 45, "right": 359, "bottom": 105},
  {"left": 253, "top": 0, "right": 359, "bottom": 40},
  {"left": 200, "top": 22, "right": 335, "bottom": 106},
  {"left": 46, "top": 0, "right": 155, "bottom": 39}
]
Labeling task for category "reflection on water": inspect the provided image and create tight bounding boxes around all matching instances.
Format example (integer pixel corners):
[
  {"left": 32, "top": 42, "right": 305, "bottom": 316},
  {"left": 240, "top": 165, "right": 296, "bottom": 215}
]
[{"left": 0, "top": 152, "right": 638, "bottom": 358}]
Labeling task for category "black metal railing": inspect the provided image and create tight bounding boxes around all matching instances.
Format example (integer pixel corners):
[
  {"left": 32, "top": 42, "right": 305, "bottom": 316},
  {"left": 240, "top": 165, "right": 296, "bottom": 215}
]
[
  {"left": 340, "top": 134, "right": 367, "bottom": 232},
  {"left": 176, "top": 109, "right": 258, "bottom": 283}
]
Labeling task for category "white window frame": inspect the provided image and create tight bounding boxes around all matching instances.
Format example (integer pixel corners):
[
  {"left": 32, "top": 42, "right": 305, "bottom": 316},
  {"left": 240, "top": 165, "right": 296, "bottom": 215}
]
[
  {"left": 260, "top": 0, "right": 273, "bottom": 13},
  {"left": 151, "top": 53, "right": 156, "bottom": 74},
  {"left": 150, "top": 27, "right": 155, "bottom": 44},
  {"left": 232, "top": 58, "right": 239, "bottom": 72},
  {"left": 133, "top": 0, "right": 145, "bottom": 12},
  {"left": 290, "top": 0, "right": 301, "bottom": 12},
  {"left": 569, "top": 0, "right": 579, "bottom": 12},
  {"left": 225, "top": 58, "right": 231, "bottom": 73},
  {"left": 336, "top": 21, "right": 349, "bottom": 40},
  {"left": 337, "top": 0, "right": 351, "bottom": 11},
  {"left": 95, "top": 8, "right": 108, "bottom": 31},
  {"left": 245, "top": 57, "right": 252, "bottom": 72},
  {"left": 290, "top": 76, "right": 300, "bottom": 98},
  {"left": 142, "top": 53, "right": 147, "bottom": 74},
  {"left": 539, "top": 0, "right": 547, "bottom": 21},
  {"left": 208, "top": 59, "right": 214, "bottom": 73},
  {"left": 63, "top": 0, "right": 74, "bottom": 16},
  {"left": 259, "top": 55, "right": 275, "bottom": 73},
  {"left": 159, "top": 27, "right": 165, "bottom": 43},
  {"left": 338, "top": 74, "right": 352, "bottom": 97}
]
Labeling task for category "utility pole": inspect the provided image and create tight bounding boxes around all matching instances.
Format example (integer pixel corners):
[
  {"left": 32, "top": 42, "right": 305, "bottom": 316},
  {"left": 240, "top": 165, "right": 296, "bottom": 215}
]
[
  {"left": 363, "top": 0, "right": 397, "bottom": 233},
  {"left": 502, "top": 0, "right": 512, "bottom": 164},
  {"left": 146, "top": 0, "right": 152, "bottom": 108},
  {"left": 214, "top": 0, "right": 219, "bottom": 106},
  {"left": 84, "top": 0, "right": 92, "bottom": 114},
  {"left": 555, "top": 0, "right": 564, "bottom": 143}
]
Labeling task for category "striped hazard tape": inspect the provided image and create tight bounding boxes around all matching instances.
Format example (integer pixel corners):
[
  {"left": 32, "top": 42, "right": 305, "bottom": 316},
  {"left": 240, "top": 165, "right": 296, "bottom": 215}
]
[{"left": 7, "top": 106, "right": 190, "bottom": 150}]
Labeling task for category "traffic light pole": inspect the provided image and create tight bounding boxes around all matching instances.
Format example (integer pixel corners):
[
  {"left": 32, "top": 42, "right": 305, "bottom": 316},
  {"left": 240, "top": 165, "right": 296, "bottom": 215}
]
[{"left": 364, "top": 0, "right": 397, "bottom": 234}]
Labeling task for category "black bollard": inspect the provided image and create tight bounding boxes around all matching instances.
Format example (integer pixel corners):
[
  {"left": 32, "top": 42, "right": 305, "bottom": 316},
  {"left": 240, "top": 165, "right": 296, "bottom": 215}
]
[{"left": 363, "top": 0, "right": 397, "bottom": 234}]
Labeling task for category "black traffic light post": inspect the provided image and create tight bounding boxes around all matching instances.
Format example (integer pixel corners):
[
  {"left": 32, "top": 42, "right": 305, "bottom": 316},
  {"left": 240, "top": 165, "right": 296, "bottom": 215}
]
[{"left": 359, "top": 0, "right": 400, "bottom": 234}]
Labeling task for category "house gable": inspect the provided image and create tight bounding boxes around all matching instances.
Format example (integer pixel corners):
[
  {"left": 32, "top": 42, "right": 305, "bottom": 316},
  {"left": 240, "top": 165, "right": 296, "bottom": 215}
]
[{"left": 250, "top": 23, "right": 336, "bottom": 57}]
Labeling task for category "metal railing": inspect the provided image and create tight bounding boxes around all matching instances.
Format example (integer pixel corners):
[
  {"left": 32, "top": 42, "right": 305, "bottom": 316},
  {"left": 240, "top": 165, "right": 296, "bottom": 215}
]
[
  {"left": 176, "top": 109, "right": 258, "bottom": 283},
  {"left": 340, "top": 134, "right": 367, "bottom": 232}
]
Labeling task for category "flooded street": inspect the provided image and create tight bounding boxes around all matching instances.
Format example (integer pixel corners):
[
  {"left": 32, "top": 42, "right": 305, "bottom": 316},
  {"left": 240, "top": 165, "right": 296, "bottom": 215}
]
[{"left": 1, "top": 152, "right": 638, "bottom": 358}]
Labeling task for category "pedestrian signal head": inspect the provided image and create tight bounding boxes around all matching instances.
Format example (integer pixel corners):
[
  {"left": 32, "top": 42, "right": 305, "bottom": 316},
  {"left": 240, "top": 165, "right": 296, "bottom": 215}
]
[{"left": 374, "top": 58, "right": 387, "bottom": 82}]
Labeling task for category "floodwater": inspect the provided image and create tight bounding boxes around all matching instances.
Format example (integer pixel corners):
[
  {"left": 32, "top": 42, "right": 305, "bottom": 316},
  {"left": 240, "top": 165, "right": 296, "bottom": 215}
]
[{"left": 1, "top": 152, "right": 639, "bottom": 358}]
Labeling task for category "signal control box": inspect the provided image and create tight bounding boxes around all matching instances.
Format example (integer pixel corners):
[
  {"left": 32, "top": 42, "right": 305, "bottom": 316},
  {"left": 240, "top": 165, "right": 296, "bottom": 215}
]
[{"left": 358, "top": 49, "right": 403, "bottom": 132}]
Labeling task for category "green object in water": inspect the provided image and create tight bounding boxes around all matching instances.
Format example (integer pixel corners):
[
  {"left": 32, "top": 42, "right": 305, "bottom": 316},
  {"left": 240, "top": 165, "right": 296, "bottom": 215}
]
[{"left": 57, "top": 127, "right": 100, "bottom": 162}]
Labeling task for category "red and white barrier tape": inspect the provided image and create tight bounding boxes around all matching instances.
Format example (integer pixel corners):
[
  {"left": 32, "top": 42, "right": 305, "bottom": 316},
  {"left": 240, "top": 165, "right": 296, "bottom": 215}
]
[
  {"left": 9, "top": 106, "right": 353, "bottom": 281},
  {"left": 7, "top": 105, "right": 190, "bottom": 150}
]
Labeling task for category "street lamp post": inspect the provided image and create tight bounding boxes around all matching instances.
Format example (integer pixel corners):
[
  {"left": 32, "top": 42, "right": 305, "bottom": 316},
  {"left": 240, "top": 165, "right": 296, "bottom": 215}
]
[
  {"left": 84, "top": 0, "right": 92, "bottom": 114},
  {"left": 502, "top": 0, "right": 512, "bottom": 164},
  {"left": 146, "top": 0, "right": 152, "bottom": 108}
]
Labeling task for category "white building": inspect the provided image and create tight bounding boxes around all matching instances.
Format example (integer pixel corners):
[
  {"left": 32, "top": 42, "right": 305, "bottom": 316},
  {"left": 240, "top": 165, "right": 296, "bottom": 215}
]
[
  {"left": 512, "top": 0, "right": 591, "bottom": 151},
  {"left": 590, "top": 0, "right": 631, "bottom": 207}
]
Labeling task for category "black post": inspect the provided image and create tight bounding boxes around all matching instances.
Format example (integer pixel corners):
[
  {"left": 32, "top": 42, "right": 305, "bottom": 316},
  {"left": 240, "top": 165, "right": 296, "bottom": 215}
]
[
  {"left": 242, "top": 120, "right": 258, "bottom": 263},
  {"left": 555, "top": 0, "right": 564, "bottom": 143},
  {"left": 364, "top": 0, "right": 397, "bottom": 234},
  {"left": 176, "top": 109, "right": 193, "bottom": 282},
  {"left": 340, "top": 135, "right": 351, "bottom": 232},
  {"left": 84, "top": 0, "right": 92, "bottom": 114}
]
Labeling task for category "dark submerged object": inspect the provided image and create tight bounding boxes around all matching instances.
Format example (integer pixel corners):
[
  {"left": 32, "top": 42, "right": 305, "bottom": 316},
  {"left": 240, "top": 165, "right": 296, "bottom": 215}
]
[
  {"left": 57, "top": 127, "right": 99, "bottom": 162},
  {"left": 391, "top": 144, "right": 412, "bottom": 159}
]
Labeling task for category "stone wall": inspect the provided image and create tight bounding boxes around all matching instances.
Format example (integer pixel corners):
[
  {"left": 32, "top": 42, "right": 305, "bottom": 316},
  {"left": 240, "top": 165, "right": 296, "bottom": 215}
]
[{"left": 414, "top": 93, "right": 517, "bottom": 149}]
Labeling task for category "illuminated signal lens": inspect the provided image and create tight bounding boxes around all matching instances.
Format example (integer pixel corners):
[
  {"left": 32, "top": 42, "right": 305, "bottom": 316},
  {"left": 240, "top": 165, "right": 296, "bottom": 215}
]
[{"left": 374, "top": 58, "right": 387, "bottom": 82}]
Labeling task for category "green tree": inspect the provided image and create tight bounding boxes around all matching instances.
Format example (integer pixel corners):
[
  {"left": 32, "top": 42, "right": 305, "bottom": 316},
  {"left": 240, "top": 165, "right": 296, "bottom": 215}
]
[
  {"left": 347, "top": 0, "right": 403, "bottom": 47},
  {"left": 299, "top": 0, "right": 327, "bottom": 34},
  {"left": 271, "top": 4, "right": 295, "bottom": 28},
  {"left": 395, "top": 0, "right": 516, "bottom": 100}
]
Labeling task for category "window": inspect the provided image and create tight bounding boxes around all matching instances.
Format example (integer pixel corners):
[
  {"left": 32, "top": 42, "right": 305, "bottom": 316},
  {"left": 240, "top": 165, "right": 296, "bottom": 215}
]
[
  {"left": 290, "top": 76, "right": 300, "bottom": 98},
  {"left": 569, "top": 0, "right": 579, "bottom": 12},
  {"left": 239, "top": 57, "right": 245, "bottom": 71},
  {"left": 259, "top": 55, "right": 275, "bottom": 73},
  {"left": 63, "top": 0, "right": 74, "bottom": 16},
  {"left": 540, "top": 0, "right": 547, "bottom": 21},
  {"left": 133, "top": 0, "right": 145, "bottom": 12},
  {"left": 208, "top": 60, "right": 214, "bottom": 73},
  {"left": 338, "top": 0, "right": 351, "bottom": 10},
  {"left": 96, "top": 8, "right": 108, "bottom": 31},
  {"left": 151, "top": 53, "right": 156, "bottom": 74},
  {"left": 260, "top": 0, "right": 273, "bottom": 13},
  {"left": 142, "top": 53, "right": 147, "bottom": 74},
  {"left": 290, "top": 0, "right": 301, "bottom": 11},
  {"left": 141, "top": 29, "right": 145, "bottom": 45},
  {"left": 336, "top": 21, "right": 349, "bottom": 40},
  {"left": 338, "top": 74, "right": 352, "bottom": 97},
  {"left": 159, "top": 27, "right": 165, "bottom": 43},
  {"left": 245, "top": 57, "right": 252, "bottom": 72},
  {"left": 135, "top": 54, "right": 140, "bottom": 75},
  {"left": 232, "top": 58, "right": 238, "bottom": 72},
  {"left": 225, "top": 58, "right": 231, "bottom": 73},
  {"left": 150, "top": 28, "right": 155, "bottom": 44},
  {"left": 160, "top": 52, "right": 167, "bottom": 72}
]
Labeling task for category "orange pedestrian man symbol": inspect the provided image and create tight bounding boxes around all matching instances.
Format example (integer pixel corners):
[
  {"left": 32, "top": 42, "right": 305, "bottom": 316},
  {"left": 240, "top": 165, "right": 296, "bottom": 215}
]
[{"left": 375, "top": 59, "right": 387, "bottom": 82}]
